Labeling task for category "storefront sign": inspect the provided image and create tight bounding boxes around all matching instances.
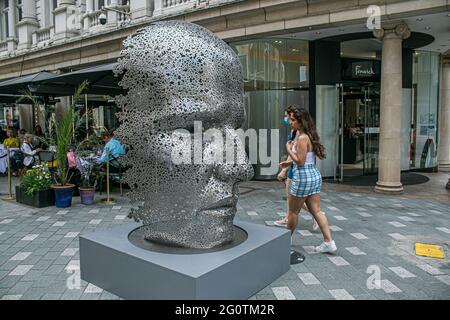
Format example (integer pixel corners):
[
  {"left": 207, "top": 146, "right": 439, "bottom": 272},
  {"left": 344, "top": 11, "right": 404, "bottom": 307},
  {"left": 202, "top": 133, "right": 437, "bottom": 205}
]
[{"left": 352, "top": 61, "right": 377, "bottom": 78}]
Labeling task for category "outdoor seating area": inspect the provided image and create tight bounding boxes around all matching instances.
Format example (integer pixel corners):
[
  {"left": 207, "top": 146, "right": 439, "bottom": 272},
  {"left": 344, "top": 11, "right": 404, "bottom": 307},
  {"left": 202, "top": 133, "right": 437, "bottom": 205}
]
[{"left": 0, "top": 64, "right": 128, "bottom": 209}]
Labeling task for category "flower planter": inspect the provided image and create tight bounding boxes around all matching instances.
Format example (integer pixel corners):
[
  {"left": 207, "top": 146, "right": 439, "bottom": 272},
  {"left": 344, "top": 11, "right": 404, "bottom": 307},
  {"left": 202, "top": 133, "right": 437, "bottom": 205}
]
[
  {"left": 52, "top": 184, "right": 75, "bottom": 208},
  {"left": 15, "top": 186, "right": 55, "bottom": 208},
  {"left": 79, "top": 186, "right": 95, "bottom": 205}
]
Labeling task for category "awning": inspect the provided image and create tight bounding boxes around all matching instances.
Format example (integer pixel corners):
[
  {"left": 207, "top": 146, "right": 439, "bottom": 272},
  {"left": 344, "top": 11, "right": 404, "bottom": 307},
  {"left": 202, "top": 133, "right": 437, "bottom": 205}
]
[
  {"left": 0, "top": 71, "right": 59, "bottom": 95},
  {"left": 34, "top": 62, "right": 126, "bottom": 97}
]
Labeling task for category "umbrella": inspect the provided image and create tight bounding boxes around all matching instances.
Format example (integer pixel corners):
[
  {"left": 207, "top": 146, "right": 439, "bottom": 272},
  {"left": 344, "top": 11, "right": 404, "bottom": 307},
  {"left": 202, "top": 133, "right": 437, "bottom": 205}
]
[
  {"left": 0, "top": 71, "right": 59, "bottom": 95},
  {"left": 34, "top": 62, "right": 126, "bottom": 97}
]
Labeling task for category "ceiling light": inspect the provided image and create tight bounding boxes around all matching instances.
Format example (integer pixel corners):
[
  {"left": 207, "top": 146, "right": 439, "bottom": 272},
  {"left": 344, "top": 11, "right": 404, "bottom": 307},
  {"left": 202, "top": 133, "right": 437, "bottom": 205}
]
[
  {"left": 315, "top": 31, "right": 321, "bottom": 35},
  {"left": 425, "top": 26, "right": 431, "bottom": 30}
]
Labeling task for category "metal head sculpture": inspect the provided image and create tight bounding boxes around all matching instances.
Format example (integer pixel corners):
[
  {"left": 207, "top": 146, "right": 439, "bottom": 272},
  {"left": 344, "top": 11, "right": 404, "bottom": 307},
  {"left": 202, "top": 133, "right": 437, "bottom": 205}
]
[{"left": 113, "top": 21, "right": 254, "bottom": 249}]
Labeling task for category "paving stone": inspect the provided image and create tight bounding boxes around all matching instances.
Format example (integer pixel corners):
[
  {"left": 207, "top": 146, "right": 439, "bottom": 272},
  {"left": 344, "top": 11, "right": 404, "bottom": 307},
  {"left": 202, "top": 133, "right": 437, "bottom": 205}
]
[
  {"left": 416, "top": 264, "right": 445, "bottom": 276},
  {"left": 389, "top": 266, "right": 416, "bottom": 279},
  {"left": 9, "top": 252, "right": 32, "bottom": 261},
  {"left": 435, "top": 275, "right": 450, "bottom": 286},
  {"left": 329, "top": 289, "right": 355, "bottom": 300},
  {"left": 328, "top": 256, "right": 350, "bottom": 266},
  {"left": 350, "top": 233, "right": 368, "bottom": 240},
  {"left": 297, "top": 273, "right": 321, "bottom": 285},
  {"left": 9, "top": 265, "right": 33, "bottom": 276},
  {"left": 271, "top": 286, "right": 296, "bottom": 300},
  {"left": 41, "top": 293, "right": 62, "bottom": 300},
  {"left": 1, "top": 294, "right": 22, "bottom": 300}
]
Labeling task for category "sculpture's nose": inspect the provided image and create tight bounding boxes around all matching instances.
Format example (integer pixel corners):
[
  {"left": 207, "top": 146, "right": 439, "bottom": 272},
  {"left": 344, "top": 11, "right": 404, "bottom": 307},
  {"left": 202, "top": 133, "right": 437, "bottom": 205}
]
[{"left": 213, "top": 128, "right": 254, "bottom": 182}]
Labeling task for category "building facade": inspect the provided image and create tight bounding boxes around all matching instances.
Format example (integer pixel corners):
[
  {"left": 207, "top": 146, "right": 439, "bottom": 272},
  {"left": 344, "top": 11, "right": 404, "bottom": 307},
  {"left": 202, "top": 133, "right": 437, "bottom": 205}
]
[{"left": 0, "top": 0, "right": 449, "bottom": 192}]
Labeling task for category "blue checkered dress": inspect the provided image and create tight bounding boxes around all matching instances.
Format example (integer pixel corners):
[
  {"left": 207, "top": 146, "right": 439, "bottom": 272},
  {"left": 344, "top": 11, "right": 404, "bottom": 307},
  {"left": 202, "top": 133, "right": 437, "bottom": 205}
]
[{"left": 289, "top": 162, "right": 322, "bottom": 197}]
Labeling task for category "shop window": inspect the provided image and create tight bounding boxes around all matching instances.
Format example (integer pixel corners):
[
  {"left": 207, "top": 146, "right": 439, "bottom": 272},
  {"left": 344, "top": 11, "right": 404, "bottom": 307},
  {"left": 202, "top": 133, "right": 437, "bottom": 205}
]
[
  {"left": 411, "top": 51, "right": 440, "bottom": 169},
  {"left": 229, "top": 38, "right": 309, "bottom": 179}
]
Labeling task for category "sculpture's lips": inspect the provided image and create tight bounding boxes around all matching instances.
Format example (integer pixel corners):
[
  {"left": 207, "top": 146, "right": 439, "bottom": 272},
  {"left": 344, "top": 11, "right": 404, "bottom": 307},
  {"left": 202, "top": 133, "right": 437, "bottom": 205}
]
[{"left": 201, "top": 196, "right": 237, "bottom": 211}]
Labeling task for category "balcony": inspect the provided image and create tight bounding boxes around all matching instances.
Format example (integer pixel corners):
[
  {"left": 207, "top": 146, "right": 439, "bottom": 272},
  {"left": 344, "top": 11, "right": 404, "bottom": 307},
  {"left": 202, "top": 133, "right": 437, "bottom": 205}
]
[
  {"left": 32, "top": 27, "right": 54, "bottom": 48},
  {"left": 154, "top": 0, "right": 221, "bottom": 17},
  {"left": 83, "top": 4, "right": 131, "bottom": 33}
]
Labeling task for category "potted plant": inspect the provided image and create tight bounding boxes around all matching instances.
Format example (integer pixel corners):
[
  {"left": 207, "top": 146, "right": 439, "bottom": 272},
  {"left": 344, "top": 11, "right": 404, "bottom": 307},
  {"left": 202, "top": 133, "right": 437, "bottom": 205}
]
[
  {"left": 15, "top": 164, "right": 54, "bottom": 208},
  {"left": 76, "top": 153, "right": 98, "bottom": 205},
  {"left": 51, "top": 81, "right": 88, "bottom": 208}
]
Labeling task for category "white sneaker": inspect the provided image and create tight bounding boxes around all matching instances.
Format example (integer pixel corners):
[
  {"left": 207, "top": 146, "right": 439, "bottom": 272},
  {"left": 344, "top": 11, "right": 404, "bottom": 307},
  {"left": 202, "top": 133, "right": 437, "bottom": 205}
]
[
  {"left": 274, "top": 217, "right": 288, "bottom": 227},
  {"left": 315, "top": 240, "right": 337, "bottom": 253}
]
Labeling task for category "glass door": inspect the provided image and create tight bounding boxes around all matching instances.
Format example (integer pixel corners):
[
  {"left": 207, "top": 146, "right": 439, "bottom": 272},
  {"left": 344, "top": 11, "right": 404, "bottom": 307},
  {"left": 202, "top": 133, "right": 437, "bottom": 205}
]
[
  {"left": 362, "top": 84, "right": 380, "bottom": 175},
  {"left": 335, "top": 83, "right": 344, "bottom": 182},
  {"left": 335, "top": 82, "right": 380, "bottom": 181}
]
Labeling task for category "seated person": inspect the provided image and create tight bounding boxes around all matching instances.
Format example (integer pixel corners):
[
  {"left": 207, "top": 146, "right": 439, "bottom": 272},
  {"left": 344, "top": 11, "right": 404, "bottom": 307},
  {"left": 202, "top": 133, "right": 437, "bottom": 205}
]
[
  {"left": 18, "top": 129, "right": 27, "bottom": 146},
  {"left": 97, "top": 132, "right": 126, "bottom": 164},
  {"left": 21, "top": 133, "right": 43, "bottom": 169},
  {"left": 3, "top": 128, "right": 20, "bottom": 148}
]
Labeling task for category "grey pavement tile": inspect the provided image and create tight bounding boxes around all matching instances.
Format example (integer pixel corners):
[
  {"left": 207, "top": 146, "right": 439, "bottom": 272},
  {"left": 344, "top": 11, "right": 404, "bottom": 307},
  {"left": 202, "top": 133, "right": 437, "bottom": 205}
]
[
  {"left": 60, "top": 290, "right": 83, "bottom": 300},
  {"left": 31, "top": 275, "right": 56, "bottom": 288},
  {"left": 7, "top": 281, "right": 34, "bottom": 295},
  {"left": 41, "top": 293, "right": 62, "bottom": 300},
  {"left": 80, "top": 293, "right": 102, "bottom": 300},
  {"left": 21, "top": 287, "right": 46, "bottom": 300},
  {"left": 43, "top": 264, "right": 66, "bottom": 275},
  {"left": 0, "top": 276, "right": 22, "bottom": 289},
  {"left": 99, "top": 291, "right": 120, "bottom": 300}
]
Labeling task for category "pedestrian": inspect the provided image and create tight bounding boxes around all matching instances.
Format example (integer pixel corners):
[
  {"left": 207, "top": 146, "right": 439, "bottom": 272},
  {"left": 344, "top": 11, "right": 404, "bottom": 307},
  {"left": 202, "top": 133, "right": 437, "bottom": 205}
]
[
  {"left": 275, "top": 111, "right": 324, "bottom": 231},
  {"left": 280, "top": 105, "right": 337, "bottom": 253}
]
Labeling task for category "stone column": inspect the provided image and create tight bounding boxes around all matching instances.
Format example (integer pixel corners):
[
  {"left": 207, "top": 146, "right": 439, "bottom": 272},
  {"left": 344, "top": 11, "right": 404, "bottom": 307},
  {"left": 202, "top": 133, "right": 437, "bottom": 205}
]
[
  {"left": 131, "top": 0, "right": 154, "bottom": 20},
  {"left": 6, "top": 3, "right": 17, "bottom": 52},
  {"left": 83, "top": 0, "right": 94, "bottom": 31},
  {"left": 53, "top": 0, "right": 78, "bottom": 41},
  {"left": 373, "top": 23, "right": 411, "bottom": 194},
  {"left": 438, "top": 58, "right": 450, "bottom": 172},
  {"left": 106, "top": 0, "right": 119, "bottom": 26},
  {"left": 17, "top": 0, "right": 40, "bottom": 50}
]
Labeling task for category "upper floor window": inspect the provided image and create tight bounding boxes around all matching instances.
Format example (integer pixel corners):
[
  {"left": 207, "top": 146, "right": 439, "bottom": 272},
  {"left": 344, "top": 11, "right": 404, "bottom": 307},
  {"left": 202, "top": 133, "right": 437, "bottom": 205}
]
[
  {"left": 17, "top": 0, "right": 22, "bottom": 21},
  {"left": 44, "top": 0, "right": 58, "bottom": 27},
  {"left": 95, "top": 0, "right": 105, "bottom": 10}
]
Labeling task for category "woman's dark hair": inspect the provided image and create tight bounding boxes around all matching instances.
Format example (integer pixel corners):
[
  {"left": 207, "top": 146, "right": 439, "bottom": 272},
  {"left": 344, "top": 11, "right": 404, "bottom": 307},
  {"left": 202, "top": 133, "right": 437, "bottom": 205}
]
[{"left": 286, "top": 105, "right": 326, "bottom": 160}]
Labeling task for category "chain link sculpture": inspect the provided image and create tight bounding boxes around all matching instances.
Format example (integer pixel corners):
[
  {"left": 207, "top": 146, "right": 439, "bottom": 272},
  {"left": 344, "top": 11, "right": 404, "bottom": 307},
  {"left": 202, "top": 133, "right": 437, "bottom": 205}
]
[{"left": 113, "top": 21, "right": 254, "bottom": 249}]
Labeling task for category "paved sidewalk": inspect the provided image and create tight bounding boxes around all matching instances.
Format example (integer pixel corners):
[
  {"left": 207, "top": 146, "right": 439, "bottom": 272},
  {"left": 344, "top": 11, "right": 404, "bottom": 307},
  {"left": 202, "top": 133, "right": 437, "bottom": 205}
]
[{"left": 0, "top": 173, "right": 449, "bottom": 300}]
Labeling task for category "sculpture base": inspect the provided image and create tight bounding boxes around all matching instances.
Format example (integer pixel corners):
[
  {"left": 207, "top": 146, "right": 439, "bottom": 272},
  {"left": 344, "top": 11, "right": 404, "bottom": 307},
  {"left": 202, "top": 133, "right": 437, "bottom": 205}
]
[{"left": 79, "top": 221, "right": 290, "bottom": 299}]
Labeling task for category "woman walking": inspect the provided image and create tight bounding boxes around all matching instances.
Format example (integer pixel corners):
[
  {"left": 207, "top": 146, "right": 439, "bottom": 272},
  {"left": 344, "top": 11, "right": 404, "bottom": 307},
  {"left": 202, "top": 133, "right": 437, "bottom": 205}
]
[
  {"left": 275, "top": 111, "right": 323, "bottom": 231},
  {"left": 280, "top": 105, "right": 337, "bottom": 253}
]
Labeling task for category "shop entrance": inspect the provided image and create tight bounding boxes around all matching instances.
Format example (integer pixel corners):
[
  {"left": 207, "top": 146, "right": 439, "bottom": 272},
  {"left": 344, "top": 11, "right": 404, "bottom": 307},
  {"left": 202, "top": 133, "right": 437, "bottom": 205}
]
[{"left": 335, "top": 82, "right": 380, "bottom": 181}]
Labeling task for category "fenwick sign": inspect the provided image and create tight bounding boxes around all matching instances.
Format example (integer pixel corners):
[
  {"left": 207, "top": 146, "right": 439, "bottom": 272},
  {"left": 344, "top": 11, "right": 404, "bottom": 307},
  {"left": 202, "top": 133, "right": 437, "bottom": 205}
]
[{"left": 351, "top": 61, "right": 378, "bottom": 78}]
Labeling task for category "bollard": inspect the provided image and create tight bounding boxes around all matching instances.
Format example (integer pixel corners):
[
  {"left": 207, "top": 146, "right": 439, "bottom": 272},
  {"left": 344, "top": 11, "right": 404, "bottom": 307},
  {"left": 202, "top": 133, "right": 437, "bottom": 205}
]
[
  {"left": 101, "top": 147, "right": 115, "bottom": 204},
  {"left": 2, "top": 147, "right": 15, "bottom": 201}
]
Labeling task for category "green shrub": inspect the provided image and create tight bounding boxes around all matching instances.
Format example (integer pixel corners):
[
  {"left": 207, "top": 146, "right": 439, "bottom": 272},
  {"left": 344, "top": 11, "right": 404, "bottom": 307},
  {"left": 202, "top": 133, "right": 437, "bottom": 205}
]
[{"left": 21, "top": 164, "right": 52, "bottom": 195}]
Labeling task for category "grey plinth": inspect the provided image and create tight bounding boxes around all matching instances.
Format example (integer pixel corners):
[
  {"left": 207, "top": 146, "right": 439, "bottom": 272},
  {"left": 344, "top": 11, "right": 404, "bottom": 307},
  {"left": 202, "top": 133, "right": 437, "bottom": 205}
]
[{"left": 79, "top": 221, "right": 290, "bottom": 300}]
